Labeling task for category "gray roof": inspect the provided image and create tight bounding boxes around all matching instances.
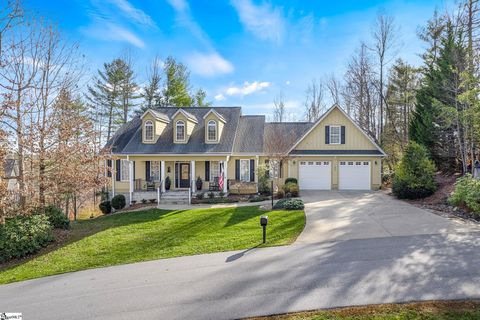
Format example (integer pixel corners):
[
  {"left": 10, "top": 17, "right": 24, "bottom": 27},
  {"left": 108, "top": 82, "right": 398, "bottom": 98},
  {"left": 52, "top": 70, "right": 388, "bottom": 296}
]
[
  {"left": 290, "top": 149, "right": 383, "bottom": 155},
  {"left": 148, "top": 109, "right": 170, "bottom": 122},
  {"left": 264, "top": 122, "right": 314, "bottom": 154},
  {"left": 233, "top": 115, "right": 265, "bottom": 153},
  {"left": 106, "top": 107, "right": 241, "bottom": 154}
]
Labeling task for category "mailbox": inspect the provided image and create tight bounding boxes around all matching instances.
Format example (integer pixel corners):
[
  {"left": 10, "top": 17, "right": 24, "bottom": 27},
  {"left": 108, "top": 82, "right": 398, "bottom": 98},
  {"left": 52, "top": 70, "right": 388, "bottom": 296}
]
[{"left": 260, "top": 216, "right": 268, "bottom": 226}]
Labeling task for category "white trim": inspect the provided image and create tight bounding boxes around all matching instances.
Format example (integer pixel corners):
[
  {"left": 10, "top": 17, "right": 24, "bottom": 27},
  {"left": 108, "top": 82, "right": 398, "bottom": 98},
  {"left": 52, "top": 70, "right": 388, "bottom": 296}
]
[
  {"left": 287, "top": 104, "right": 387, "bottom": 156},
  {"left": 140, "top": 109, "right": 170, "bottom": 123},
  {"left": 329, "top": 125, "right": 341, "bottom": 144},
  {"left": 207, "top": 120, "right": 217, "bottom": 141},
  {"left": 144, "top": 120, "right": 154, "bottom": 142},
  {"left": 239, "top": 159, "right": 250, "bottom": 182},
  {"left": 120, "top": 159, "right": 130, "bottom": 182},
  {"left": 291, "top": 154, "right": 385, "bottom": 157},
  {"left": 112, "top": 153, "right": 232, "bottom": 157},
  {"left": 172, "top": 109, "right": 198, "bottom": 123},
  {"left": 202, "top": 109, "right": 226, "bottom": 123},
  {"left": 175, "top": 120, "right": 186, "bottom": 141}
]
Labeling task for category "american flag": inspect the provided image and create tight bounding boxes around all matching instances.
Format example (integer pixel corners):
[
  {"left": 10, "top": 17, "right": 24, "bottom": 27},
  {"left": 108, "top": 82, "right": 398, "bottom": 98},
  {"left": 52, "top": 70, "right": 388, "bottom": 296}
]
[{"left": 218, "top": 162, "right": 224, "bottom": 190}]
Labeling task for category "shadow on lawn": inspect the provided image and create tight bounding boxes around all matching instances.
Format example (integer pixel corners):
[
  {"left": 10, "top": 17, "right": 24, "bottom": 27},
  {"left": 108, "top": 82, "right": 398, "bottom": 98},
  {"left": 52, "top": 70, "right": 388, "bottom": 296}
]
[{"left": 223, "top": 205, "right": 263, "bottom": 227}]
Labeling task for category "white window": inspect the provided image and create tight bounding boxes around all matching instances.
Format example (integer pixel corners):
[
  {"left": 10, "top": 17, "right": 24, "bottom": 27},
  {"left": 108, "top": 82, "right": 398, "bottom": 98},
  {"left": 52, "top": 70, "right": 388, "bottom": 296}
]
[
  {"left": 356, "top": 161, "right": 361, "bottom": 165},
  {"left": 151, "top": 161, "right": 160, "bottom": 181},
  {"left": 315, "top": 161, "right": 321, "bottom": 165},
  {"left": 144, "top": 120, "right": 154, "bottom": 141},
  {"left": 120, "top": 159, "right": 130, "bottom": 181},
  {"left": 329, "top": 125, "right": 341, "bottom": 144},
  {"left": 308, "top": 161, "right": 314, "bottom": 165},
  {"left": 340, "top": 161, "right": 346, "bottom": 165},
  {"left": 363, "top": 161, "right": 369, "bottom": 165},
  {"left": 207, "top": 120, "right": 217, "bottom": 141},
  {"left": 176, "top": 120, "right": 185, "bottom": 141},
  {"left": 269, "top": 160, "right": 280, "bottom": 179},
  {"left": 240, "top": 159, "right": 250, "bottom": 182},
  {"left": 210, "top": 161, "right": 220, "bottom": 181},
  {"left": 348, "top": 161, "right": 354, "bottom": 165}
]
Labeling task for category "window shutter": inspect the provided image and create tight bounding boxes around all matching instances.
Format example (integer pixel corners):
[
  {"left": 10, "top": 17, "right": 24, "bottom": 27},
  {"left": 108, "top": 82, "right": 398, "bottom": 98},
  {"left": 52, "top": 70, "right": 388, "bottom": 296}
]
[
  {"left": 175, "top": 163, "right": 179, "bottom": 188},
  {"left": 265, "top": 159, "right": 270, "bottom": 178},
  {"left": 205, "top": 161, "right": 210, "bottom": 181},
  {"left": 107, "top": 160, "right": 112, "bottom": 177},
  {"left": 325, "top": 126, "right": 330, "bottom": 144},
  {"left": 235, "top": 160, "right": 240, "bottom": 180},
  {"left": 145, "top": 161, "right": 151, "bottom": 181},
  {"left": 116, "top": 159, "right": 121, "bottom": 181},
  {"left": 341, "top": 126, "right": 346, "bottom": 144},
  {"left": 279, "top": 160, "right": 283, "bottom": 178},
  {"left": 250, "top": 159, "right": 255, "bottom": 182},
  {"left": 133, "top": 161, "right": 136, "bottom": 181}
]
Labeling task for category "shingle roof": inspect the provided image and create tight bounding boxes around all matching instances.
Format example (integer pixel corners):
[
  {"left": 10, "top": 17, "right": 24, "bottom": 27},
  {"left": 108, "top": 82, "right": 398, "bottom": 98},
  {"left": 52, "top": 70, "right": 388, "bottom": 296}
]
[
  {"left": 264, "top": 122, "right": 314, "bottom": 154},
  {"left": 106, "top": 107, "right": 241, "bottom": 154},
  {"left": 233, "top": 115, "right": 265, "bottom": 153},
  {"left": 148, "top": 109, "right": 170, "bottom": 122}
]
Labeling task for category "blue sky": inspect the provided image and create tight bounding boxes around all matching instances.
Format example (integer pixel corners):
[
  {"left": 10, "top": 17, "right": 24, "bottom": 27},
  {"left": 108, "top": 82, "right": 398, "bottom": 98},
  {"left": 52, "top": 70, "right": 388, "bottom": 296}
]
[{"left": 27, "top": 0, "right": 448, "bottom": 118}]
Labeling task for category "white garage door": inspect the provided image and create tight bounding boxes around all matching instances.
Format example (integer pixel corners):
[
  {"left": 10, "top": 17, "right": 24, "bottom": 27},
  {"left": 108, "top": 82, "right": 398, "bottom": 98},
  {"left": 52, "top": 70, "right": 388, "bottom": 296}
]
[
  {"left": 338, "top": 161, "right": 371, "bottom": 190},
  {"left": 299, "top": 161, "right": 331, "bottom": 190}
]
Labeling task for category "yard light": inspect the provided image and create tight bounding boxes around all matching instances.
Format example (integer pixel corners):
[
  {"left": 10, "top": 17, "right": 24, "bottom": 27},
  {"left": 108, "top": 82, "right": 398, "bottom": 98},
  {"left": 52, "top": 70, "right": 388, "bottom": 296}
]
[{"left": 260, "top": 215, "right": 268, "bottom": 243}]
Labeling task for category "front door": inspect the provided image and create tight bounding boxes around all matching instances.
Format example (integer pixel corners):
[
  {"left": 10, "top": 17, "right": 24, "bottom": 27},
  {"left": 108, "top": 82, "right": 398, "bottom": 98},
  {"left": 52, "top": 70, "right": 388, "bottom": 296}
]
[{"left": 179, "top": 163, "right": 190, "bottom": 188}]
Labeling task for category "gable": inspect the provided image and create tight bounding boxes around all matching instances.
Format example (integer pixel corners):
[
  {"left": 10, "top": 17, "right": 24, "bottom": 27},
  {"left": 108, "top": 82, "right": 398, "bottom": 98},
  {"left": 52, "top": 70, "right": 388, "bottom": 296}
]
[{"left": 292, "top": 106, "right": 383, "bottom": 153}]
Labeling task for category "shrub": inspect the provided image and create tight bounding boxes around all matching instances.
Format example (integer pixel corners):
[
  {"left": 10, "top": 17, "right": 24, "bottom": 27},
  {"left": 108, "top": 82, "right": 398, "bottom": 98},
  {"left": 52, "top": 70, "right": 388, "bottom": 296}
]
[
  {"left": 111, "top": 194, "right": 126, "bottom": 210},
  {"left": 141, "top": 199, "right": 147, "bottom": 204},
  {"left": 99, "top": 201, "right": 112, "bottom": 214},
  {"left": 149, "top": 199, "right": 156, "bottom": 203},
  {"left": 284, "top": 199, "right": 305, "bottom": 210},
  {"left": 219, "top": 191, "right": 225, "bottom": 198},
  {"left": 284, "top": 177, "right": 298, "bottom": 185},
  {"left": 283, "top": 182, "right": 299, "bottom": 197},
  {"left": 276, "top": 189, "right": 285, "bottom": 199},
  {"left": 0, "top": 214, "right": 54, "bottom": 262},
  {"left": 449, "top": 174, "right": 480, "bottom": 214},
  {"left": 273, "top": 198, "right": 289, "bottom": 209},
  {"left": 196, "top": 192, "right": 204, "bottom": 200},
  {"left": 208, "top": 191, "right": 215, "bottom": 199},
  {"left": 42, "top": 205, "right": 69, "bottom": 229},
  {"left": 257, "top": 165, "right": 271, "bottom": 195},
  {"left": 392, "top": 142, "right": 437, "bottom": 199},
  {"left": 249, "top": 195, "right": 269, "bottom": 202}
]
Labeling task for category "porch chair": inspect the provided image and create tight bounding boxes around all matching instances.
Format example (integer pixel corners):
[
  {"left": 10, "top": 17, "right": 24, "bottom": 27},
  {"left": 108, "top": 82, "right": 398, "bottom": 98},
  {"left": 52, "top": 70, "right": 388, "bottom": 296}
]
[{"left": 209, "top": 177, "right": 219, "bottom": 191}]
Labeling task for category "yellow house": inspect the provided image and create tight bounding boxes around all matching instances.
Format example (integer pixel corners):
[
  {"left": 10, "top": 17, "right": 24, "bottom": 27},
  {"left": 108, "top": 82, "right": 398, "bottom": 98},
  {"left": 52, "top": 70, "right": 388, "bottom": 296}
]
[{"left": 105, "top": 105, "right": 386, "bottom": 202}]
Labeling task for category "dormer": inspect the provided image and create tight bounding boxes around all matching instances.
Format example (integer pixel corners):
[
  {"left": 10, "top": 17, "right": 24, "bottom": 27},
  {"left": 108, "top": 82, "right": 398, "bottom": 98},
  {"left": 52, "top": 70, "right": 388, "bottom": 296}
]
[
  {"left": 141, "top": 109, "right": 170, "bottom": 144},
  {"left": 203, "top": 109, "right": 226, "bottom": 144},
  {"left": 172, "top": 109, "right": 198, "bottom": 144}
]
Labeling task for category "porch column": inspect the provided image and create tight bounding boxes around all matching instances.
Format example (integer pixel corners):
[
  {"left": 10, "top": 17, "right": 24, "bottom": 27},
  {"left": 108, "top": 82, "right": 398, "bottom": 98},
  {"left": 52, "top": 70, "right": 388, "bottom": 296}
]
[
  {"left": 223, "top": 159, "right": 228, "bottom": 193},
  {"left": 191, "top": 160, "right": 196, "bottom": 191},
  {"left": 255, "top": 155, "right": 259, "bottom": 193},
  {"left": 161, "top": 160, "right": 165, "bottom": 192},
  {"left": 129, "top": 160, "right": 134, "bottom": 204}
]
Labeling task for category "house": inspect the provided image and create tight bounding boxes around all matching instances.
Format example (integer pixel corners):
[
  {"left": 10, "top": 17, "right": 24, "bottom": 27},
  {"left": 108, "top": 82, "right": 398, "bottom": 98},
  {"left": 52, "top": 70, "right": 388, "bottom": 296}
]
[{"left": 105, "top": 104, "right": 386, "bottom": 202}]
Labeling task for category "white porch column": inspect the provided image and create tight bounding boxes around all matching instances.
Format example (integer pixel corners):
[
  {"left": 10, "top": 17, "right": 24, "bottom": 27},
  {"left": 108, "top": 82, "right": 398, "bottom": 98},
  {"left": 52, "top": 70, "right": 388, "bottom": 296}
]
[
  {"left": 160, "top": 160, "right": 166, "bottom": 192},
  {"left": 129, "top": 159, "right": 134, "bottom": 204},
  {"left": 191, "top": 160, "right": 196, "bottom": 191},
  {"left": 223, "top": 159, "right": 228, "bottom": 193}
]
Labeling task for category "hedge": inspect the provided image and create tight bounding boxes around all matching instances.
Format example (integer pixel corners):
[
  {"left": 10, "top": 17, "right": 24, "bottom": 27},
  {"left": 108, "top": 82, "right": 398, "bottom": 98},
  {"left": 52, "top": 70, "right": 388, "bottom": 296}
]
[{"left": 449, "top": 174, "right": 480, "bottom": 215}]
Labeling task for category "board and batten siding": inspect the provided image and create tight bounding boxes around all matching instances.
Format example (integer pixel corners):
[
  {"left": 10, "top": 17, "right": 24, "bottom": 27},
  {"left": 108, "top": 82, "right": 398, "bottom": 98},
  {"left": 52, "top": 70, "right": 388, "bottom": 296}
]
[{"left": 295, "top": 108, "right": 377, "bottom": 151}]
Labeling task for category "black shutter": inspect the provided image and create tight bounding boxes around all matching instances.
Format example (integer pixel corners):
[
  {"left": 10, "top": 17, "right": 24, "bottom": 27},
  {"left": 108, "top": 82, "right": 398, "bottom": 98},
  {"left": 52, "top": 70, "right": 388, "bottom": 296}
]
[
  {"left": 279, "top": 160, "right": 283, "bottom": 178},
  {"left": 175, "top": 163, "right": 179, "bottom": 188},
  {"left": 235, "top": 160, "right": 240, "bottom": 180},
  {"left": 341, "top": 126, "right": 346, "bottom": 144},
  {"left": 250, "top": 159, "right": 255, "bottom": 182},
  {"left": 107, "top": 159, "right": 112, "bottom": 177},
  {"left": 205, "top": 161, "right": 210, "bottom": 181},
  {"left": 325, "top": 126, "right": 330, "bottom": 144},
  {"left": 116, "top": 159, "right": 121, "bottom": 181},
  {"left": 145, "top": 161, "right": 151, "bottom": 181},
  {"left": 265, "top": 159, "right": 270, "bottom": 178},
  {"left": 133, "top": 161, "right": 136, "bottom": 181}
]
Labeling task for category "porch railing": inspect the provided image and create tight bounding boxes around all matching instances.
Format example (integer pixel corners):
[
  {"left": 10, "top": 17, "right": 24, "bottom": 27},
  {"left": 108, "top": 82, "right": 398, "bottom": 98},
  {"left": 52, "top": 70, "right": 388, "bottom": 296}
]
[{"left": 134, "top": 179, "right": 161, "bottom": 192}]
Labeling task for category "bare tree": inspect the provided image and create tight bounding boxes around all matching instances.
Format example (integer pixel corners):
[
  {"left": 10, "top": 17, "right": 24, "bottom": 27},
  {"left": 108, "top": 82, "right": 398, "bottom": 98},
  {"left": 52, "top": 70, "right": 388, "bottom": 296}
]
[
  {"left": 304, "top": 79, "right": 327, "bottom": 122},
  {"left": 326, "top": 73, "right": 341, "bottom": 106},
  {"left": 272, "top": 92, "right": 286, "bottom": 122},
  {"left": 0, "top": 0, "right": 23, "bottom": 61},
  {"left": 371, "top": 10, "right": 399, "bottom": 145},
  {"left": 142, "top": 55, "right": 162, "bottom": 110}
]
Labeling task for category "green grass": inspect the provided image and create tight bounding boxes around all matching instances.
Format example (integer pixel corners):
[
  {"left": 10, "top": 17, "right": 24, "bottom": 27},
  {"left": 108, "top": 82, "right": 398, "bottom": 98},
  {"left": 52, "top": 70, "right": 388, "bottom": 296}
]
[
  {"left": 249, "top": 301, "right": 480, "bottom": 320},
  {"left": 0, "top": 206, "right": 304, "bottom": 284}
]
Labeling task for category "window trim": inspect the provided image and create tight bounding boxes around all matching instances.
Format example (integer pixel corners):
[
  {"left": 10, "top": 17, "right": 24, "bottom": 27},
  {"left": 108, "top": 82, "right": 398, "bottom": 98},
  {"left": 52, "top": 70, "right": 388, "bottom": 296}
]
[
  {"left": 239, "top": 159, "right": 250, "bottom": 182},
  {"left": 144, "top": 120, "right": 154, "bottom": 142},
  {"left": 207, "top": 120, "right": 217, "bottom": 141},
  {"left": 150, "top": 161, "right": 160, "bottom": 181},
  {"left": 176, "top": 120, "right": 185, "bottom": 141},
  {"left": 210, "top": 161, "right": 220, "bottom": 182},
  {"left": 120, "top": 159, "right": 130, "bottom": 182},
  {"left": 329, "top": 125, "right": 341, "bottom": 144}
]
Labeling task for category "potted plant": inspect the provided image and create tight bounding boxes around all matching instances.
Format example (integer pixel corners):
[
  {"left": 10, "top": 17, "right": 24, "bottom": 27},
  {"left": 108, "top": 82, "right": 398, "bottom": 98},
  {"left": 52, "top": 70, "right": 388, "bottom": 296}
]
[
  {"left": 196, "top": 176, "right": 203, "bottom": 190},
  {"left": 165, "top": 176, "right": 171, "bottom": 190}
]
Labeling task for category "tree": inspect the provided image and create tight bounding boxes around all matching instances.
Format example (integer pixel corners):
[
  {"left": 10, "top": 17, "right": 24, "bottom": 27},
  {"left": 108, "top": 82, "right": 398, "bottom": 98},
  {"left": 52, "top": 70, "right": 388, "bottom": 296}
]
[
  {"left": 118, "top": 51, "right": 139, "bottom": 123},
  {"left": 141, "top": 55, "right": 162, "bottom": 111},
  {"left": 272, "top": 92, "right": 286, "bottom": 122},
  {"left": 193, "top": 88, "right": 211, "bottom": 107},
  {"left": 304, "top": 79, "right": 326, "bottom": 122},
  {"left": 161, "top": 56, "right": 193, "bottom": 107}
]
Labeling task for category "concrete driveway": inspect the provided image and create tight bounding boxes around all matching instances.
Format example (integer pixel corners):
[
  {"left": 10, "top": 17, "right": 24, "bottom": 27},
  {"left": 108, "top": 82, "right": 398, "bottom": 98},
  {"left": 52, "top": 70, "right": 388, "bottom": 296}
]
[{"left": 297, "top": 190, "right": 480, "bottom": 244}]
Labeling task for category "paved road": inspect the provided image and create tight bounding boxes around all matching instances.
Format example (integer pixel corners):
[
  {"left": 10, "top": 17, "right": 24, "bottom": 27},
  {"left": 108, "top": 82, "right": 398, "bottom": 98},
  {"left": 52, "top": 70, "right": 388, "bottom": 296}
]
[{"left": 1, "top": 192, "right": 480, "bottom": 320}]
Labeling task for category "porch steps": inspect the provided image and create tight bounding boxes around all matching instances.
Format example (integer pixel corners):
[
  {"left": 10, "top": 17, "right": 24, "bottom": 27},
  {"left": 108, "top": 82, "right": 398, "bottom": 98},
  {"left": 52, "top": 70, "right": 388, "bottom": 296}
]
[{"left": 160, "top": 190, "right": 190, "bottom": 205}]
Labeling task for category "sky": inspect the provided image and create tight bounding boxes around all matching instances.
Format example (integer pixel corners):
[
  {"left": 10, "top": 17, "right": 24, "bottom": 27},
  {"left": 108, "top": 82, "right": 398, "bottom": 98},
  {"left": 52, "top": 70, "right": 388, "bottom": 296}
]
[{"left": 26, "top": 0, "right": 450, "bottom": 119}]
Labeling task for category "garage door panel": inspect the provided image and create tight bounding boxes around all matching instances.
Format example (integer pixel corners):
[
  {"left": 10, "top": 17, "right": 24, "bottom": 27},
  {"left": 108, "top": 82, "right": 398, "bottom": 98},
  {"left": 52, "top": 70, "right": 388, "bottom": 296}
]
[
  {"left": 339, "top": 161, "right": 370, "bottom": 190},
  {"left": 299, "top": 161, "right": 331, "bottom": 190}
]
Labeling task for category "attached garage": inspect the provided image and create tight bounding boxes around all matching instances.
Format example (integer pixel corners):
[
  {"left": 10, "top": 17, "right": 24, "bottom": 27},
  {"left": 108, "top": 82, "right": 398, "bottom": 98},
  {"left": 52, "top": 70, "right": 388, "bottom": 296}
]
[
  {"left": 338, "top": 161, "right": 371, "bottom": 190},
  {"left": 299, "top": 161, "right": 331, "bottom": 190}
]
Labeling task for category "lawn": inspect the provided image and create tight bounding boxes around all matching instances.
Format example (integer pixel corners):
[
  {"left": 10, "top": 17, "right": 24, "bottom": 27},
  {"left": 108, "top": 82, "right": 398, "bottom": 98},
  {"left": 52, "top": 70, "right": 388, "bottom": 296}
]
[
  {"left": 0, "top": 206, "right": 304, "bottom": 284},
  {"left": 249, "top": 301, "right": 480, "bottom": 320}
]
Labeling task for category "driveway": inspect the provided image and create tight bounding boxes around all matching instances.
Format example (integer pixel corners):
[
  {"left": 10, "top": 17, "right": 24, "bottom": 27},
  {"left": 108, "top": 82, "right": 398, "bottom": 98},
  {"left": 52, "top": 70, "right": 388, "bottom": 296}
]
[
  {"left": 297, "top": 190, "right": 480, "bottom": 243},
  {"left": 1, "top": 192, "right": 480, "bottom": 320}
]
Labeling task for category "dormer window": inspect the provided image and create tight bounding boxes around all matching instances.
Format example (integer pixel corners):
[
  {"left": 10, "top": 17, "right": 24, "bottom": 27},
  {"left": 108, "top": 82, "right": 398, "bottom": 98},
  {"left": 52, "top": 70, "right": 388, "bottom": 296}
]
[
  {"left": 207, "top": 120, "right": 217, "bottom": 141},
  {"left": 176, "top": 120, "right": 185, "bottom": 141},
  {"left": 144, "top": 120, "right": 154, "bottom": 141}
]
